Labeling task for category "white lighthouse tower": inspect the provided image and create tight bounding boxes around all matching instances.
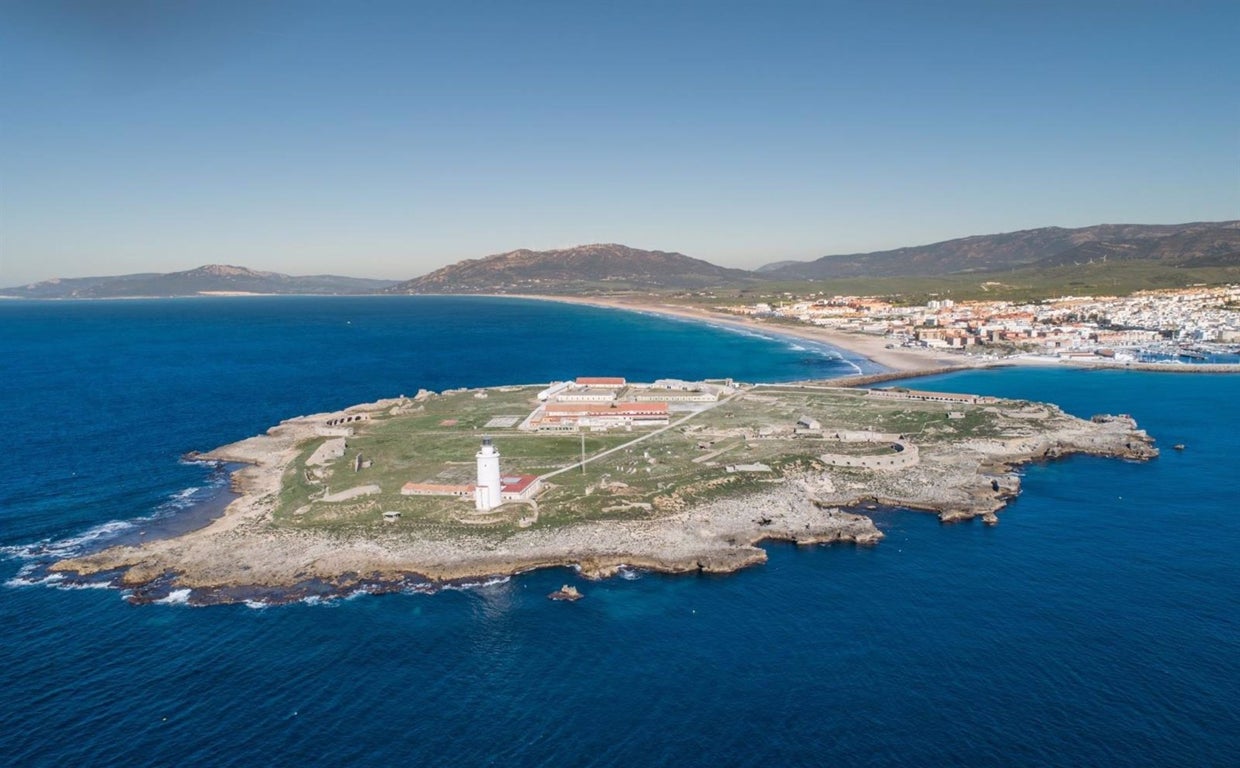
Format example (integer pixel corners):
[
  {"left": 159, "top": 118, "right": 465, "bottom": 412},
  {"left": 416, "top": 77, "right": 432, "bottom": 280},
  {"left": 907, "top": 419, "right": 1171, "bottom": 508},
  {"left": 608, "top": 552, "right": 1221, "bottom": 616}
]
[{"left": 474, "top": 437, "right": 503, "bottom": 511}]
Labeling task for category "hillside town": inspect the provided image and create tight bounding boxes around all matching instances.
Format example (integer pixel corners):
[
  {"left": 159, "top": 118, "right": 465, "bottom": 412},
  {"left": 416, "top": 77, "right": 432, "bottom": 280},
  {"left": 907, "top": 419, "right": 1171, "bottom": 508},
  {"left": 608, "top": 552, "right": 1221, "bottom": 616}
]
[{"left": 720, "top": 284, "right": 1240, "bottom": 361}]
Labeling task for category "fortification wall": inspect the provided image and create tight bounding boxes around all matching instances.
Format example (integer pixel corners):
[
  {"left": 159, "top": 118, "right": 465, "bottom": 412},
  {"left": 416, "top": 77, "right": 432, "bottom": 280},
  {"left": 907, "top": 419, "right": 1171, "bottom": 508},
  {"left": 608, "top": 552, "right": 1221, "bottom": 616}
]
[{"left": 820, "top": 440, "right": 919, "bottom": 470}]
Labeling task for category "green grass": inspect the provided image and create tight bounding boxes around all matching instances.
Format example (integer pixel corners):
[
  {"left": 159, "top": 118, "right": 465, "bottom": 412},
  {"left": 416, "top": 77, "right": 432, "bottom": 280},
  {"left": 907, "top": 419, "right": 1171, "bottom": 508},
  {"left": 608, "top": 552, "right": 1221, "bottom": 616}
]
[
  {"left": 262, "top": 381, "right": 1073, "bottom": 534},
  {"left": 270, "top": 385, "right": 647, "bottom": 532}
]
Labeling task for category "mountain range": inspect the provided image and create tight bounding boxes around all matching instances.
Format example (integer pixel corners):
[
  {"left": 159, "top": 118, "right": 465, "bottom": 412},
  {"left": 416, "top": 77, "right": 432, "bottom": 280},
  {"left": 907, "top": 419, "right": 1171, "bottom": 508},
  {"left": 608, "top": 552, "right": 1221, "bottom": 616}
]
[
  {"left": 757, "top": 221, "right": 1240, "bottom": 279},
  {"left": 5, "top": 220, "right": 1237, "bottom": 299}
]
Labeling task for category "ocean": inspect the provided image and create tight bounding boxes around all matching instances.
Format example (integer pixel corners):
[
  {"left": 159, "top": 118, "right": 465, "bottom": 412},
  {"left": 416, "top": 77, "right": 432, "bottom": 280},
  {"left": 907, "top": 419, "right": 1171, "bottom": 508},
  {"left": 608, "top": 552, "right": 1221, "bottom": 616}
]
[{"left": 1, "top": 296, "right": 1236, "bottom": 767}]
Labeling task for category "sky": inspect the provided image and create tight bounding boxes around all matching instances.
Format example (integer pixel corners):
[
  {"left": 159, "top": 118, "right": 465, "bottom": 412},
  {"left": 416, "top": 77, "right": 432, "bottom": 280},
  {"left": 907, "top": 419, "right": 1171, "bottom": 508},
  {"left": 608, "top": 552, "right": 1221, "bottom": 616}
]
[{"left": 1, "top": 0, "right": 1237, "bottom": 284}]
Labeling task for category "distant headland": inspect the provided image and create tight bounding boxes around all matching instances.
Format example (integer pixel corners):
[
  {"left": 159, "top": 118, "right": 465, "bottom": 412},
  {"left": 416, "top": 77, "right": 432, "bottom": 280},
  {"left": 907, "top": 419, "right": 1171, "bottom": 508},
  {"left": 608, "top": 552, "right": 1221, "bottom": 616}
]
[{"left": 0, "top": 264, "right": 398, "bottom": 299}]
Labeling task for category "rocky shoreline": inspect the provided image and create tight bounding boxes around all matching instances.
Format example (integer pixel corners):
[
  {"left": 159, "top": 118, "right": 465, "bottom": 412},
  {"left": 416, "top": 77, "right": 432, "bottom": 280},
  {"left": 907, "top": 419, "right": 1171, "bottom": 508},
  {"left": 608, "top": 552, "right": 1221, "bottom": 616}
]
[
  {"left": 50, "top": 474, "right": 886, "bottom": 603},
  {"left": 49, "top": 388, "right": 1157, "bottom": 605}
]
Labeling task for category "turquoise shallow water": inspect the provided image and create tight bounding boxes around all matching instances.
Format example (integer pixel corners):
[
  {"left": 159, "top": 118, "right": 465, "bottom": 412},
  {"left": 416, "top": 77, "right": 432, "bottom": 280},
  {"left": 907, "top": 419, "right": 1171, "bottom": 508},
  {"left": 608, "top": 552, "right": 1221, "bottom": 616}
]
[{"left": 1, "top": 297, "right": 1237, "bottom": 766}]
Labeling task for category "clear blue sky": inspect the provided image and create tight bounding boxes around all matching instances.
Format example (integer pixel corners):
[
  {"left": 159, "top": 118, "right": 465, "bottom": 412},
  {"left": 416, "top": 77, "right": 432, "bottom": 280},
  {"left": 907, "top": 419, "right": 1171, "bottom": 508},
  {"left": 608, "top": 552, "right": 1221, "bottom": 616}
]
[{"left": 2, "top": 0, "right": 1237, "bottom": 284}]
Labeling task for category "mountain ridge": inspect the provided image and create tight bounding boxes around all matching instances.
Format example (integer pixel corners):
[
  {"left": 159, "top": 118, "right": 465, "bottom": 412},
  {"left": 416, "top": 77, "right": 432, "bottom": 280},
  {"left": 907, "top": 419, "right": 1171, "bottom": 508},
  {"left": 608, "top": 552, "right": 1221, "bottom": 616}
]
[
  {"left": 386, "top": 243, "right": 756, "bottom": 294},
  {"left": 7, "top": 220, "right": 1237, "bottom": 299},
  {"left": 759, "top": 221, "right": 1240, "bottom": 279}
]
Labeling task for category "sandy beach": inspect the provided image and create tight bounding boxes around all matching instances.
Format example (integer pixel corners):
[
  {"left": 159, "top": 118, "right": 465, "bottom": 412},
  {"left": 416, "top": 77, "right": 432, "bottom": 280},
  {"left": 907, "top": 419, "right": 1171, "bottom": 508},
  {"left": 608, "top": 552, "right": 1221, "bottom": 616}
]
[
  {"left": 511, "top": 294, "right": 974, "bottom": 374},
  {"left": 513, "top": 294, "right": 1240, "bottom": 377}
]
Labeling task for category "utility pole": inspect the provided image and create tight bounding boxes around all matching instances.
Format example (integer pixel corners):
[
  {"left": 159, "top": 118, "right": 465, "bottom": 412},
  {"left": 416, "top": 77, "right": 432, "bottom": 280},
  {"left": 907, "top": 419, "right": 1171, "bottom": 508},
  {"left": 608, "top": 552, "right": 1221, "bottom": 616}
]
[{"left": 580, "top": 430, "right": 586, "bottom": 473}]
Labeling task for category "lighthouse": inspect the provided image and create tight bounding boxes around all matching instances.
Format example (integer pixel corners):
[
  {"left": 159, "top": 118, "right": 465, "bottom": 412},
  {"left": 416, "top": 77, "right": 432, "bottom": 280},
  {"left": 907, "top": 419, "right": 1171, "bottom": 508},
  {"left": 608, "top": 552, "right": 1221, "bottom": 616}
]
[{"left": 474, "top": 437, "right": 503, "bottom": 511}]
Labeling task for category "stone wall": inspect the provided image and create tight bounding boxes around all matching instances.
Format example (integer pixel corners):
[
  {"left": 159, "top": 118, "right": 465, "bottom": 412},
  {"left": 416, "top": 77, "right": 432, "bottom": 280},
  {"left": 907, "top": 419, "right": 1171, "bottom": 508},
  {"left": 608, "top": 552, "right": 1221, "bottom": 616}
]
[{"left": 819, "top": 440, "right": 919, "bottom": 470}]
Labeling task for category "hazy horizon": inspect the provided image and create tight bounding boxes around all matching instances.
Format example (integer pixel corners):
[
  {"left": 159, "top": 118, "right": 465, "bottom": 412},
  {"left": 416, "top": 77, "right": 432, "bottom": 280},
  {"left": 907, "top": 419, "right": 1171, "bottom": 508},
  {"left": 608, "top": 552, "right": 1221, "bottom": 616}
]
[
  {"left": 2, "top": 1, "right": 1237, "bottom": 285},
  {"left": 7, "top": 219, "right": 1240, "bottom": 286}
]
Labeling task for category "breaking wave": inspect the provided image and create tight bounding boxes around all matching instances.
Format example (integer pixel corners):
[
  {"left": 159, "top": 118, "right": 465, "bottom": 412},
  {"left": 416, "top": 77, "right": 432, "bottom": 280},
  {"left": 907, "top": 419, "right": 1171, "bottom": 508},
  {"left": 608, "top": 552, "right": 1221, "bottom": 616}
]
[
  {"left": 1, "top": 518, "right": 142, "bottom": 563},
  {"left": 2, "top": 472, "right": 230, "bottom": 590},
  {"left": 155, "top": 588, "right": 192, "bottom": 605}
]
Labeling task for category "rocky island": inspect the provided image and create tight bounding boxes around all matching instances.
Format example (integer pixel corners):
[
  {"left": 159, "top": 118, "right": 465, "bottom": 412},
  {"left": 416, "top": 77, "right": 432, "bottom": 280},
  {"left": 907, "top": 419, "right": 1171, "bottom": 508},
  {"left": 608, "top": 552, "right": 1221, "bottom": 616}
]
[{"left": 51, "top": 377, "right": 1157, "bottom": 604}]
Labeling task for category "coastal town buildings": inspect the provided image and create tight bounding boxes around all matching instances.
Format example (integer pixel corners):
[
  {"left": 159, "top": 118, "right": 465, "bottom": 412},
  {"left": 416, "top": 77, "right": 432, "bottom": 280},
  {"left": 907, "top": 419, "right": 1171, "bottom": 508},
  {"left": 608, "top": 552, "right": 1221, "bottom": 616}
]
[{"left": 720, "top": 284, "right": 1240, "bottom": 360}]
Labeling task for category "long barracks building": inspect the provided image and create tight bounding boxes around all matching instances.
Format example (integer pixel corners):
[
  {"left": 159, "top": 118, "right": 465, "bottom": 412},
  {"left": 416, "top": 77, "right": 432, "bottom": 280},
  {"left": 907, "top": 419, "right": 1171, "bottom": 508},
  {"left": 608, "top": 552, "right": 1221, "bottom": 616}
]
[{"left": 536, "top": 401, "right": 670, "bottom": 430}]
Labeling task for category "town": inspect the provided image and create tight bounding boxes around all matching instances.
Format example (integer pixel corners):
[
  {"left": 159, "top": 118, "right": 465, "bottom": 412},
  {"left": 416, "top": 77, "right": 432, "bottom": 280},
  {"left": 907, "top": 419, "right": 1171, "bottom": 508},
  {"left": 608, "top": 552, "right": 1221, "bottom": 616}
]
[{"left": 720, "top": 284, "right": 1240, "bottom": 362}]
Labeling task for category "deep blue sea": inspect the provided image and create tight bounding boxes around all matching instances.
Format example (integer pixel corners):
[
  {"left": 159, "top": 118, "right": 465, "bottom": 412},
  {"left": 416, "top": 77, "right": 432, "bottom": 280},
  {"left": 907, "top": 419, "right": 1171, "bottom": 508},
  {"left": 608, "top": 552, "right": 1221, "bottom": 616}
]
[{"left": 1, "top": 296, "right": 1236, "bottom": 767}]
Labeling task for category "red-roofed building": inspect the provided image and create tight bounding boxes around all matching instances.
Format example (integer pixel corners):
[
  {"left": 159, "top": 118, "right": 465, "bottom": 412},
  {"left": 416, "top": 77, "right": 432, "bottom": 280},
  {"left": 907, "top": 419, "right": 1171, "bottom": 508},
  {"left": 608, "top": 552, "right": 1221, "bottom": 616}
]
[
  {"left": 401, "top": 482, "right": 473, "bottom": 497},
  {"left": 500, "top": 474, "right": 542, "bottom": 501},
  {"left": 400, "top": 475, "right": 543, "bottom": 503},
  {"left": 538, "top": 401, "right": 669, "bottom": 430},
  {"left": 544, "top": 402, "right": 668, "bottom": 417},
  {"left": 575, "top": 376, "right": 626, "bottom": 387}
]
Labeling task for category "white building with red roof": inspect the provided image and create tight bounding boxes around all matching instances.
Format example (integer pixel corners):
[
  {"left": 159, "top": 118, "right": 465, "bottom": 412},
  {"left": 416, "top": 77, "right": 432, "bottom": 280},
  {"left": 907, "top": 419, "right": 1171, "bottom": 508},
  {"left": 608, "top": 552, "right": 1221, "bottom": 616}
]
[
  {"left": 401, "top": 438, "right": 542, "bottom": 510},
  {"left": 537, "top": 401, "right": 669, "bottom": 430},
  {"left": 499, "top": 474, "right": 542, "bottom": 502}
]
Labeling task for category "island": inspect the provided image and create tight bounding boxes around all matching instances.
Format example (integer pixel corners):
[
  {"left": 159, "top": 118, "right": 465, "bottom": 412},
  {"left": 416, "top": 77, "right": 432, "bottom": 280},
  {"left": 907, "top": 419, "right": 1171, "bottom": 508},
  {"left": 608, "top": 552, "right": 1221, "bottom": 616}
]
[{"left": 51, "top": 376, "right": 1157, "bottom": 604}]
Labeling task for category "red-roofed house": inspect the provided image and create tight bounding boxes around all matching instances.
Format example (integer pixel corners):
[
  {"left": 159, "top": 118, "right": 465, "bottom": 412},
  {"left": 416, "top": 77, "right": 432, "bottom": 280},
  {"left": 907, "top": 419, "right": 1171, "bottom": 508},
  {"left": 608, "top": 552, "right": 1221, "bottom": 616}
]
[{"left": 500, "top": 474, "right": 542, "bottom": 501}]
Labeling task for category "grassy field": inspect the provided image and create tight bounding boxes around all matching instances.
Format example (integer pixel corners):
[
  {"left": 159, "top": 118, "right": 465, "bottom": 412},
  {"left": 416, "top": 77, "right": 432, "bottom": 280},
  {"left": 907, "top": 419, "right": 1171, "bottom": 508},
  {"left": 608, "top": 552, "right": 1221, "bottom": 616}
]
[
  {"left": 273, "top": 385, "right": 649, "bottom": 531},
  {"left": 264, "top": 382, "right": 1046, "bottom": 536}
]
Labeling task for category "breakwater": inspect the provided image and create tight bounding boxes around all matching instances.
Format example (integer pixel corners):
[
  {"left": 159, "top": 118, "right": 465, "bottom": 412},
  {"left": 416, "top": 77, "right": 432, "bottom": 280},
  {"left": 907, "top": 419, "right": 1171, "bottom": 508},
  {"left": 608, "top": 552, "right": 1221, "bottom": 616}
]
[
  {"left": 1066, "top": 361, "right": 1240, "bottom": 374},
  {"left": 815, "top": 365, "right": 981, "bottom": 388}
]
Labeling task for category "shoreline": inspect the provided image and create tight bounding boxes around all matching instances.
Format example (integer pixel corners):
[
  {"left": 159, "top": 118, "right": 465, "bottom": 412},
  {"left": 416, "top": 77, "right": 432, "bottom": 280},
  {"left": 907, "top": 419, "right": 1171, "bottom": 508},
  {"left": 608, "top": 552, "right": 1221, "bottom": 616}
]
[
  {"left": 510, "top": 293, "right": 1240, "bottom": 378},
  {"left": 508, "top": 293, "right": 970, "bottom": 374},
  {"left": 11, "top": 291, "right": 1237, "bottom": 376},
  {"left": 48, "top": 379, "right": 1159, "bottom": 605}
]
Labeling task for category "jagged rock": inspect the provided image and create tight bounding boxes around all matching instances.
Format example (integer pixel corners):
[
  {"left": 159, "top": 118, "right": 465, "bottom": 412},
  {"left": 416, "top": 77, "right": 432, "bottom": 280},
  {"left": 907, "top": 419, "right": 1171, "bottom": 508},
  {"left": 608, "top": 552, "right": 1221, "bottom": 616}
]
[{"left": 548, "top": 585, "right": 582, "bottom": 601}]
